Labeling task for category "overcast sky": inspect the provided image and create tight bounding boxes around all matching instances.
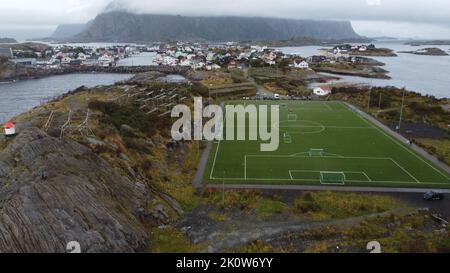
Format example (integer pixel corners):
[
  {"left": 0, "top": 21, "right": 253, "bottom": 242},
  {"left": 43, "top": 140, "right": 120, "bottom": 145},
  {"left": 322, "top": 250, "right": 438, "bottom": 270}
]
[{"left": 2, "top": 0, "right": 450, "bottom": 40}]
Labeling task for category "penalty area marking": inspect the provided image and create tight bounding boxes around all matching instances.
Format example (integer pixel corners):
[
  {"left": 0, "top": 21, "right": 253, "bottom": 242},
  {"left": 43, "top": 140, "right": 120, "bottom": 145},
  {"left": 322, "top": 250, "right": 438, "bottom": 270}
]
[
  {"left": 289, "top": 170, "right": 372, "bottom": 184},
  {"left": 244, "top": 154, "right": 423, "bottom": 185}
]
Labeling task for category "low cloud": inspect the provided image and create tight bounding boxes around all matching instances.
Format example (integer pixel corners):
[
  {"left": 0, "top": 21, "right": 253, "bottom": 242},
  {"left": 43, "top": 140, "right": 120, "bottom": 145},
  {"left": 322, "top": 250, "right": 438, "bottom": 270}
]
[{"left": 1, "top": 0, "right": 450, "bottom": 39}]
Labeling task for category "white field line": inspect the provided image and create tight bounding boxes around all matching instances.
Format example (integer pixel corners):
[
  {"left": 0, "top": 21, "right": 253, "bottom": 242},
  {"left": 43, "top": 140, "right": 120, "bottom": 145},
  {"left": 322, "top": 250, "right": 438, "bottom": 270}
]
[
  {"left": 280, "top": 125, "right": 373, "bottom": 129},
  {"left": 390, "top": 158, "right": 420, "bottom": 183},
  {"left": 243, "top": 155, "right": 436, "bottom": 184},
  {"left": 246, "top": 154, "right": 393, "bottom": 160},
  {"left": 323, "top": 102, "right": 333, "bottom": 111},
  {"left": 289, "top": 170, "right": 372, "bottom": 183},
  {"left": 362, "top": 172, "right": 372, "bottom": 182},
  {"left": 340, "top": 101, "right": 450, "bottom": 180},
  {"left": 209, "top": 139, "right": 221, "bottom": 179},
  {"left": 208, "top": 177, "right": 450, "bottom": 185}
]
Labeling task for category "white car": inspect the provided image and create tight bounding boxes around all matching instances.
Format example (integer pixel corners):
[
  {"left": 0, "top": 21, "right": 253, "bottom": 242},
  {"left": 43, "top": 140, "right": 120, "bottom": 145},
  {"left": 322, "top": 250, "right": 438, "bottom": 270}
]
[{"left": 274, "top": 94, "right": 280, "bottom": 100}]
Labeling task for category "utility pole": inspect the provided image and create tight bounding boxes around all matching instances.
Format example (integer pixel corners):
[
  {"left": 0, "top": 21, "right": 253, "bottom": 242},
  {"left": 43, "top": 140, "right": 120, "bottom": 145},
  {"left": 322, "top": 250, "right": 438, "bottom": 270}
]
[
  {"left": 398, "top": 89, "right": 406, "bottom": 130},
  {"left": 222, "top": 178, "right": 225, "bottom": 208},
  {"left": 378, "top": 92, "right": 382, "bottom": 110}
]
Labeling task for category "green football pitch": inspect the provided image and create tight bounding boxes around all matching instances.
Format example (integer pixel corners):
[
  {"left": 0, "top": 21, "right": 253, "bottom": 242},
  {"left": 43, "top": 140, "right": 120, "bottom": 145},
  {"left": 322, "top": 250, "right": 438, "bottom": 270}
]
[{"left": 203, "top": 101, "right": 450, "bottom": 189}]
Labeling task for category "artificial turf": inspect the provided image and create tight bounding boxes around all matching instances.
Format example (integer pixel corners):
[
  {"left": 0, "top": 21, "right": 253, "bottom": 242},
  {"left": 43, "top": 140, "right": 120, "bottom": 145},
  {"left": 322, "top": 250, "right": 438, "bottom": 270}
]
[{"left": 203, "top": 101, "right": 450, "bottom": 189}]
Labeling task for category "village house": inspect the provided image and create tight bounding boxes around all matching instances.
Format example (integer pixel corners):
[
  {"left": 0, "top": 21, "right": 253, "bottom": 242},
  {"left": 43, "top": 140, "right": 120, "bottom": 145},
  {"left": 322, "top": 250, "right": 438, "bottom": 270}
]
[
  {"left": 307, "top": 55, "right": 327, "bottom": 64},
  {"left": 294, "top": 60, "right": 309, "bottom": 69},
  {"left": 3, "top": 122, "right": 16, "bottom": 136},
  {"left": 313, "top": 86, "right": 333, "bottom": 96}
]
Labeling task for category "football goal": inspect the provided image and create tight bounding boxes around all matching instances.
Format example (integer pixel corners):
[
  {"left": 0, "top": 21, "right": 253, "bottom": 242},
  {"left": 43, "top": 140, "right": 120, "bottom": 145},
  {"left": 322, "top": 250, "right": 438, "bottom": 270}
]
[
  {"left": 284, "top": 133, "right": 292, "bottom": 144},
  {"left": 309, "top": 149, "right": 324, "bottom": 157},
  {"left": 320, "top": 172, "right": 346, "bottom": 185},
  {"left": 288, "top": 113, "right": 298, "bottom": 122}
]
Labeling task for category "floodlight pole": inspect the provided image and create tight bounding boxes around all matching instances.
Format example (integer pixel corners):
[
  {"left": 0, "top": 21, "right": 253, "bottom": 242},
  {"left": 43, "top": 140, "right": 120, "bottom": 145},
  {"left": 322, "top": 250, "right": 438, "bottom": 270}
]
[
  {"left": 367, "top": 88, "right": 372, "bottom": 113},
  {"left": 378, "top": 93, "right": 382, "bottom": 110},
  {"left": 398, "top": 89, "right": 406, "bottom": 130}
]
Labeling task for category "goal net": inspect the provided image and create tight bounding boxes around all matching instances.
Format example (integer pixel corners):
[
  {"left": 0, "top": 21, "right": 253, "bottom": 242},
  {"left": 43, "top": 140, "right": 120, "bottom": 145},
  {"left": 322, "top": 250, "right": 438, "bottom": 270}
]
[
  {"left": 320, "top": 172, "right": 346, "bottom": 185},
  {"left": 309, "top": 149, "right": 324, "bottom": 157}
]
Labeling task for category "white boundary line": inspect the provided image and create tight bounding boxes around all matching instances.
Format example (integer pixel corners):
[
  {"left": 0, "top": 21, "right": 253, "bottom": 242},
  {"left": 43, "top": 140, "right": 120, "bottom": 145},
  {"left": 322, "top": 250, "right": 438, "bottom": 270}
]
[
  {"left": 323, "top": 102, "right": 333, "bottom": 111},
  {"left": 389, "top": 158, "right": 420, "bottom": 183},
  {"left": 208, "top": 177, "right": 450, "bottom": 185},
  {"left": 209, "top": 139, "right": 221, "bottom": 179}
]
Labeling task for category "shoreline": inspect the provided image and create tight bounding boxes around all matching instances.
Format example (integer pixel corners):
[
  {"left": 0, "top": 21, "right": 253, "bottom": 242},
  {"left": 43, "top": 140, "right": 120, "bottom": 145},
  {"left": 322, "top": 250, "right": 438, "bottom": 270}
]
[{"left": 0, "top": 65, "right": 190, "bottom": 82}]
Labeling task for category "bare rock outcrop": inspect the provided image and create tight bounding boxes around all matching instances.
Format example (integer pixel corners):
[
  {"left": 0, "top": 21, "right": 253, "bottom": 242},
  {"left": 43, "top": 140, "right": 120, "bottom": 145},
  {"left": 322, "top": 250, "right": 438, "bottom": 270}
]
[{"left": 0, "top": 128, "right": 152, "bottom": 253}]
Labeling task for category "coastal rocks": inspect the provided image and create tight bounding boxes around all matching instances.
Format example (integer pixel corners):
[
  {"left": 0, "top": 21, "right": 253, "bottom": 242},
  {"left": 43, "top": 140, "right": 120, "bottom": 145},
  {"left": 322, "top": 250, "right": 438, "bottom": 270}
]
[
  {"left": 399, "top": 47, "right": 449, "bottom": 56},
  {"left": 0, "top": 127, "right": 155, "bottom": 253},
  {"left": 128, "top": 71, "right": 166, "bottom": 85},
  {"left": 0, "top": 62, "right": 190, "bottom": 82},
  {"left": 313, "top": 65, "right": 391, "bottom": 79}
]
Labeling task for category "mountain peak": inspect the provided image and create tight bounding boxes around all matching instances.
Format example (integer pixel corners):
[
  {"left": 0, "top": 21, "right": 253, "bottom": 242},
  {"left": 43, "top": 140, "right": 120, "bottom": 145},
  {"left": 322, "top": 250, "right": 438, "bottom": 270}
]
[
  {"left": 103, "top": 0, "right": 132, "bottom": 13},
  {"left": 73, "top": 12, "right": 362, "bottom": 43}
]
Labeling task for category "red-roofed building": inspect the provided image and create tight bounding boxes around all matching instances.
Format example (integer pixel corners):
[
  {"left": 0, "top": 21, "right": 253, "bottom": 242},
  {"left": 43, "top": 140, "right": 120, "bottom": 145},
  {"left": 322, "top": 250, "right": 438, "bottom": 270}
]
[
  {"left": 3, "top": 122, "right": 16, "bottom": 136},
  {"left": 313, "top": 86, "right": 333, "bottom": 96}
]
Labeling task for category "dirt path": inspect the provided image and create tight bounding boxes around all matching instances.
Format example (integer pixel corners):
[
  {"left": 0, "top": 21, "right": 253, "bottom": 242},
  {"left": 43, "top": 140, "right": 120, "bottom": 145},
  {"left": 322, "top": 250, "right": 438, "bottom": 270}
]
[{"left": 181, "top": 209, "right": 405, "bottom": 253}]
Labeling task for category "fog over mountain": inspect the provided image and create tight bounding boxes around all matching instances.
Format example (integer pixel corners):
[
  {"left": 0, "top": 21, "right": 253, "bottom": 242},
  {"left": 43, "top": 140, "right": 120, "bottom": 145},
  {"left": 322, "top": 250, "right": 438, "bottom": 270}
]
[
  {"left": 71, "top": 12, "right": 362, "bottom": 43},
  {"left": 2, "top": 0, "right": 450, "bottom": 39}
]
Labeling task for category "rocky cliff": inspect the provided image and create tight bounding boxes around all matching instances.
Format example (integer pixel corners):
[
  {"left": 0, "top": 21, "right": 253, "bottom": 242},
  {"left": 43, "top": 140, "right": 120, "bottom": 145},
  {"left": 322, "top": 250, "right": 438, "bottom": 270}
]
[
  {"left": 0, "top": 128, "right": 151, "bottom": 252},
  {"left": 0, "top": 81, "right": 192, "bottom": 252},
  {"left": 74, "top": 12, "right": 362, "bottom": 43}
]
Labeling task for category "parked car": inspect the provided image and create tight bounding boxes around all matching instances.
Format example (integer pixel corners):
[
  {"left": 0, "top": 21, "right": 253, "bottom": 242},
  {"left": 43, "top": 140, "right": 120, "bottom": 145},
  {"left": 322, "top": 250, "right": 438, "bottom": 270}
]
[
  {"left": 424, "top": 191, "right": 444, "bottom": 201},
  {"left": 274, "top": 94, "right": 280, "bottom": 100}
]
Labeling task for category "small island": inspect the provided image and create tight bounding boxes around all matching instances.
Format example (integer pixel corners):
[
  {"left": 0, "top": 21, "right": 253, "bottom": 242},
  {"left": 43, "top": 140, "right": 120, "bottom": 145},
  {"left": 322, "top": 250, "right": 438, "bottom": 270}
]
[
  {"left": 399, "top": 47, "right": 449, "bottom": 56},
  {"left": 405, "top": 40, "right": 450, "bottom": 46},
  {"left": 0, "top": 38, "right": 17, "bottom": 44},
  {"left": 312, "top": 62, "right": 390, "bottom": 79},
  {"left": 331, "top": 44, "right": 397, "bottom": 57}
]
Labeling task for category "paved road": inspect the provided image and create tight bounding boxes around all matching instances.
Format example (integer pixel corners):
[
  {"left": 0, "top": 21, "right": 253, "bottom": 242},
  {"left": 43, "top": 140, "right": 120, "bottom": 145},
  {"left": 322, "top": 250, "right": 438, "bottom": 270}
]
[
  {"left": 249, "top": 77, "right": 290, "bottom": 99},
  {"left": 192, "top": 141, "right": 212, "bottom": 189},
  {"left": 206, "top": 183, "right": 450, "bottom": 194}
]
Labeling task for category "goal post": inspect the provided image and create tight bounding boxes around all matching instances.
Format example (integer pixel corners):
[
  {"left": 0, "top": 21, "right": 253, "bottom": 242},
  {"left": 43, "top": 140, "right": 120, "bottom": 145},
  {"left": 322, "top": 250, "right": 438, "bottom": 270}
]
[
  {"left": 283, "top": 132, "right": 292, "bottom": 144},
  {"left": 309, "top": 149, "right": 324, "bottom": 157},
  {"left": 320, "top": 171, "right": 346, "bottom": 185}
]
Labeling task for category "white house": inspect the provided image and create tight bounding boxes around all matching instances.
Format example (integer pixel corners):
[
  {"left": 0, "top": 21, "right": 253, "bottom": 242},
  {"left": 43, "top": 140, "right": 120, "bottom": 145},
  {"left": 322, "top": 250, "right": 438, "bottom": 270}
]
[
  {"left": 206, "top": 64, "right": 221, "bottom": 71},
  {"left": 313, "top": 86, "right": 333, "bottom": 96},
  {"left": 294, "top": 60, "right": 309, "bottom": 69},
  {"left": 77, "top": 53, "right": 87, "bottom": 61},
  {"left": 3, "top": 122, "right": 16, "bottom": 136},
  {"left": 98, "top": 55, "right": 113, "bottom": 67},
  {"left": 61, "top": 56, "right": 72, "bottom": 65}
]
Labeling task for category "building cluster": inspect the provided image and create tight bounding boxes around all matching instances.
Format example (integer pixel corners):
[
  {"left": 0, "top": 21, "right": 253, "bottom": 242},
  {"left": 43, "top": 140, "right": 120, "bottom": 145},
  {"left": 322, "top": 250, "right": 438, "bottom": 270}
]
[
  {"left": 306, "top": 44, "right": 379, "bottom": 66},
  {"left": 0, "top": 44, "right": 146, "bottom": 68},
  {"left": 333, "top": 44, "right": 376, "bottom": 54},
  {"left": 153, "top": 42, "right": 311, "bottom": 70}
]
